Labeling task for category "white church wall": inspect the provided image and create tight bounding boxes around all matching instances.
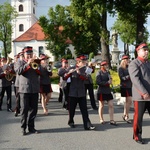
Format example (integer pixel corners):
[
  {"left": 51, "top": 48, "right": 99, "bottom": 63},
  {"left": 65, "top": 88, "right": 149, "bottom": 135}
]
[{"left": 9, "top": 40, "right": 55, "bottom": 61}]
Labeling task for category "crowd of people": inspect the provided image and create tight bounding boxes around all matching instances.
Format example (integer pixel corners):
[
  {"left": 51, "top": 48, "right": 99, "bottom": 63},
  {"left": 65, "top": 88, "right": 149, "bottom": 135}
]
[{"left": 0, "top": 42, "right": 150, "bottom": 144}]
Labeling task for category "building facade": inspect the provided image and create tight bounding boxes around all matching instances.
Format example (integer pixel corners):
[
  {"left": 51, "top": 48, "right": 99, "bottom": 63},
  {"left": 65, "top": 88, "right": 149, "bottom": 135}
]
[{"left": 10, "top": 0, "right": 54, "bottom": 61}]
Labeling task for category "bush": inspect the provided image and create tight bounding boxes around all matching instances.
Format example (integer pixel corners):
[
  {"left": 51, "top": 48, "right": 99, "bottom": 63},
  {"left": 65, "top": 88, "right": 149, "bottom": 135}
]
[
  {"left": 51, "top": 68, "right": 121, "bottom": 92},
  {"left": 92, "top": 69, "right": 120, "bottom": 90},
  {"left": 51, "top": 69, "right": 59, "bottom": 84}
]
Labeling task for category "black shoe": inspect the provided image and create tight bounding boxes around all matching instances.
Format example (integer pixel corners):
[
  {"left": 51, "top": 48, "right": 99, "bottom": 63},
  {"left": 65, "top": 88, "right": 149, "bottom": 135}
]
[
  {"left": 93, "top": 106, "right": 98, "bottom": 110},
  {"left": 15, "top": 112, "right": 18, "bottom": 117},
  {"left": 29, "top": 128, "right": 39, "bottom": 134},
  {"left": 85, "top": 126, "right": 95, "bottom": 130},
  {"left": 68, "top": 123, "right": 75, "bottom": 128},
  {"left": 7, "top": 108, "right": 13, "bottom": 112},
  {"left": 0, "top": 107, "right": 2, "bottom": 111},
  {"left": 134, "top": 134, "right": 145, "bottom": 144},
  {"left": 135, "top": 139, "right": 145, "bottom": 144},
  {"left": 22, "top": 130, "right": 27, "bottom": 136}
]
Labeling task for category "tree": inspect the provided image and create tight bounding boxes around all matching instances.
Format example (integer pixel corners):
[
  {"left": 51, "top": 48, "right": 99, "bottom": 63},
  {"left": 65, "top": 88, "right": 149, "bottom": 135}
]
[
  {"left": 0, "top": 2, "right": 17, "bottom": 58},
  {"left": 114, "top": 0, "right": 150, "bottom": 46},
  {"left": 70, "top": 0, "right": 114, "bottom": 67},
  {"left": 39, "top": 5, "right": 72, "bottom": 60}
]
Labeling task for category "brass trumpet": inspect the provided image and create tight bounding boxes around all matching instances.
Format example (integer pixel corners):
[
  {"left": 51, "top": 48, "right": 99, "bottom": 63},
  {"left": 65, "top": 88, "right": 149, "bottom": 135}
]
[
  {"left": 31, "top": 62, "right": 39, "bottom": 70},
  {"left": 30, "top": 58, "right": 41, "bottom": 70}
]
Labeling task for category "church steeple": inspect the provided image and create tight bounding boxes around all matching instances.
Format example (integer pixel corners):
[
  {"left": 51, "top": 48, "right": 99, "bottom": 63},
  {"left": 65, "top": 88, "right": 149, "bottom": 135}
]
[{"left": 11, "top": 0, "right": 38, "bottom": 39}]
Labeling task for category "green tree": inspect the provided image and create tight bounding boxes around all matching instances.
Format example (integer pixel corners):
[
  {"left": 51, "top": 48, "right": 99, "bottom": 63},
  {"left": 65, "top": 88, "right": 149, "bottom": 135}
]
[
  {"left": 114, "top": 0, "right": 150, "bottom": 46},
  {"left": 70, "top": 0, "right": 114, "bottom": 67},
  {"left": 39, "top": 5, "right": 72, "bottom": 60},
  {"left": 0, "top": 2, "right": 17, "bottom": 58}
]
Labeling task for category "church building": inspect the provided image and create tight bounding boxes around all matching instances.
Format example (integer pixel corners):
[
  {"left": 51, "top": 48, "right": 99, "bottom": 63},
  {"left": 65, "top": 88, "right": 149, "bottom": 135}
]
[{"left": 10, "top": 0, "right": 54, "bottom": 61}]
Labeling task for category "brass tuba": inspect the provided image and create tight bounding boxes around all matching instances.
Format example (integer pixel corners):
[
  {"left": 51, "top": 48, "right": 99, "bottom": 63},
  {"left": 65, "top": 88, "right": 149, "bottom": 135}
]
[{"left": 5, "top": 57, "right": 15, "bottom": 81}]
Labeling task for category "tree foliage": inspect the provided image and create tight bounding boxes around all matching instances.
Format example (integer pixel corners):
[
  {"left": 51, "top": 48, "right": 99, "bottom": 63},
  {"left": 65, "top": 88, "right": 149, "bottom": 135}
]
[
  {"left": 114, "top": 0, "right": 150, "bottom": 46},
  {"left": 39, "top": 5, "right": 72, "bottom": 60},
  {"left": 0, "top": 2, "right": 17, "bottom": 58}
]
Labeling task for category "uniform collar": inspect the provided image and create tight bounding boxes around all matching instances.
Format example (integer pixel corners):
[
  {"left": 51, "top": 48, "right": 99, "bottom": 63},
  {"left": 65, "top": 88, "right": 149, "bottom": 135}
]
[{"left": 137, "top": 56, "right": 148, "bottom": 63}]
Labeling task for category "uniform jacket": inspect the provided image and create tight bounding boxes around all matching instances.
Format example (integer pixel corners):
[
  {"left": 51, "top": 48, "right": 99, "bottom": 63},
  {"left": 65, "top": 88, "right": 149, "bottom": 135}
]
[
  {"left": 67, "top": 66, "right": 87, "bottom": 97},
  {"left": 128, "top": 57, "right": 150, "bottom": 101},
  {"left": 58, "top": 67, "right": 69, "bottom": 88},
  {"left": 0, "top": 65, "right": 13, "bottom": 87},
  {"left": 96, "top": 70, "right": 112, "bottom": 94},
  {"left": 15, "top": 59, "right": 40, "bottom": 93},
  {"left": 39, "top": 65, "right": 52, "bottom": 85},
  {"left": 118, "top": 66, "right": 132, "bottom": 88}
]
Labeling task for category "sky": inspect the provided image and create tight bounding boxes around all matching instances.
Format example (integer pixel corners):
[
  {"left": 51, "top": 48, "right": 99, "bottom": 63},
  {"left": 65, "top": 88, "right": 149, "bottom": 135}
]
[{"left": 0, "top": 0, "right": 150, "bottom": 54}]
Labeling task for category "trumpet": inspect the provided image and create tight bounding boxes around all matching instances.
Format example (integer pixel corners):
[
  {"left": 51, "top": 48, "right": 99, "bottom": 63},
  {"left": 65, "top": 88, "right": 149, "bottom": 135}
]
[
  {"left": 30, "top": 57, "right": 41, "bottom": 70},
  {"left": 46, "top": 64, "right": 52, "bottom": 72},
  {"left": 31, "top": 62, "right": 39, "bottom": 70}
]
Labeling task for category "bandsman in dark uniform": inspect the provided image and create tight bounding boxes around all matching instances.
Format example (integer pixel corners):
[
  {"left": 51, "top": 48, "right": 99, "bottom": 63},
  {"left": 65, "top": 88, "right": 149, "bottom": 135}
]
[
  {"left": 84, "top": 61, "right": 98, "bottom": 110},
  {"left": 15, "top": 46, "right": 41, "bottom": 135},
  {"left": 58, "top": 59, "right": 70, "bottom": 110},
  {"left": 118, "top": 55, "right": 132, "bottom": 123},
  {"left": 0, "top": 57, "right": 15, "bottom": 111},
  {"left": 129, "top": 43, "right": 150, "bottom": 144},
  {"left": 66, "top": 55, "right": 95, "bottom": 130},
  {"left": 96, "top": 60, "right": 116, "bottom": 125},
  {"left": 14, "top": 51, "right": 24, "bottom": 116}
]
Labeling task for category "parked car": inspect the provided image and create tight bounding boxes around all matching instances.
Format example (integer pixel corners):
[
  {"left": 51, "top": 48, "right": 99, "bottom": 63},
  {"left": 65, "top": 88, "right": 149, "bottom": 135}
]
[{"left": 53, "top": 61, "right": 62, "bottom": 69}]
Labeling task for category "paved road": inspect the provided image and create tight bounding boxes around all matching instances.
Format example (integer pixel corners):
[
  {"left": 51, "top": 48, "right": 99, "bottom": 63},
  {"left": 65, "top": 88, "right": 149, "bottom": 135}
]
[{"left": 0, "top": 92, "right": 150, "bottom": 150}]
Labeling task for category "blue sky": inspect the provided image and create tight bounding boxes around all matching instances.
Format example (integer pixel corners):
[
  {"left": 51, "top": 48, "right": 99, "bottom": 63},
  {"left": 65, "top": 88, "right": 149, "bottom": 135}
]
[{"left": 0, "top": 0, "right": 150, "bottom": 53}]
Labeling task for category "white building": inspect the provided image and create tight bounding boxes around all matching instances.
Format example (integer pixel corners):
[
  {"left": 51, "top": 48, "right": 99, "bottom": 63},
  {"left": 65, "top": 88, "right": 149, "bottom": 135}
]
[{"left": 10, "top": 0, "right": 55, "bottom": 61}]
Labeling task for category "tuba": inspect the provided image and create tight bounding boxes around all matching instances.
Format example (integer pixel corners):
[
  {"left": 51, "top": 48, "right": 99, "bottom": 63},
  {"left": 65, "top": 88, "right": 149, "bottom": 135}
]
[{"left": 5, "top": 57, "right": 15, "bottom": 81}]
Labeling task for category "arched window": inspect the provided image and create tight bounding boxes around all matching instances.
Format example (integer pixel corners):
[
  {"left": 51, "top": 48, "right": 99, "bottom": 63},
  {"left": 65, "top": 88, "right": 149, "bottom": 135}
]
[
  {"left": 33, "top": 7, "right": 35, "bottom": 14},
  {"left": 19, "top": 5, "right": 23, "bottom": 12},
  {"left": 39, "top": 46, "right": 44, "bottom": 57},
  {"left": 19, "top": 24, "right": 24, "bottom": 31}
]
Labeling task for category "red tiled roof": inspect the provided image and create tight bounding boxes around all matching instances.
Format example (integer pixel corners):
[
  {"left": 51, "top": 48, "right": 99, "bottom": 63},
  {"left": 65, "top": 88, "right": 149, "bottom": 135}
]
[
  {"left": 13, "top": 22, "right": 73, "bottom": 44},
  {"left": 13, "top": 21, "right": 45, "bottom": 42}
]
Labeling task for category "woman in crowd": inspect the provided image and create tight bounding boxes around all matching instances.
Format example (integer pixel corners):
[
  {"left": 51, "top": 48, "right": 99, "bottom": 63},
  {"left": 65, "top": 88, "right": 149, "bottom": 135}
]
[
  {"left": 96, "top": 60, "right": 116, "bottom": 125},
  {"left": 118, "top": 55, "right": 132, "bottom": 123},
  {"left": 39, "top": 54, "right": 53, "bottom": 115}
]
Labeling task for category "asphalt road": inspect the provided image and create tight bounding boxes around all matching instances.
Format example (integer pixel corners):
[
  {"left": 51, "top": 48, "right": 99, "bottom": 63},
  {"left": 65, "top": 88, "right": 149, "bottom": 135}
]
[{"left": 0, "top": 92, "right": 150, "bottom": 150}]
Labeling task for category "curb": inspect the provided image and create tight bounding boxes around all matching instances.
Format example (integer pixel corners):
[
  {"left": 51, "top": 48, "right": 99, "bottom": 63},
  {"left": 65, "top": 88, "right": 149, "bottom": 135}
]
[{"left": 51, "top": 84, "right": 129, "bottom": 106}]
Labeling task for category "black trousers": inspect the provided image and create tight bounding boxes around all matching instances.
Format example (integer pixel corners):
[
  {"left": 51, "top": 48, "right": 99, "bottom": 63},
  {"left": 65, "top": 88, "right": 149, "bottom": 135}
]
[
  {"left": 133, "top": 101, "right": 150, "bottom": 140},
  {"left": 20, "top": 93, "right": 38, "bottom": 130},
  {"left": 58, "top": 88, "right": 63, "bottom": 102},
  {"left": 0, "top": 85, "right": 12, "bottom": 109},
  {"left": 85, "top": 83, "right": 97, "bottom": 108},
  {"left": 68, "top": 96, "right": 92, "bottom": 129},
  {"left": 63, "top": 83, "right": 70, "bottom": 108},
  {"left": 14, "top": 86, "right": 21, "bottom": 112}
]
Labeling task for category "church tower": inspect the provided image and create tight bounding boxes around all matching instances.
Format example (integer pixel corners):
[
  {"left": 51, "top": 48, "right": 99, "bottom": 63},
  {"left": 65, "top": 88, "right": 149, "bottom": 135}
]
[{"left": 11, "top": 0, "right": 38, "bottom": 55}]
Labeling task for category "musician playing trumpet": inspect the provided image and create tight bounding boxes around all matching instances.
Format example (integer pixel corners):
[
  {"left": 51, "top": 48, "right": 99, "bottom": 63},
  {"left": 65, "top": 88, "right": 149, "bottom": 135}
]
[
  {"left": 0, "top": 57, "right": 15, "bottom": 111},
  {"left": 15, "top": 46, "right": 41, "bottom": 135},
  {"left": 66, "top": 55, "right": 95, "bottom": 130},
  {"left": 39, "top": 54, "right": 53, "bottom": 115}
]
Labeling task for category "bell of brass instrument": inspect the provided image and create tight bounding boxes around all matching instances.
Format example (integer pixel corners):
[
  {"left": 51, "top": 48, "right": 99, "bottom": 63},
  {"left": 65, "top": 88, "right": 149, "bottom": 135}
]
[
  {"left": 31, "top": 58, "right": 41, "bottom": 70},
  {"left": 31, "top": 62, "right": 38, "bottom": 70},
  {"left": 4, "top": 57, "right": 15, "bottom": 81},
  {"left": 46, "top": 64, "right": 52, "bottom": 72},
  {"left": 5, "top": 73, "right": 15, "bottom": 81}
]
